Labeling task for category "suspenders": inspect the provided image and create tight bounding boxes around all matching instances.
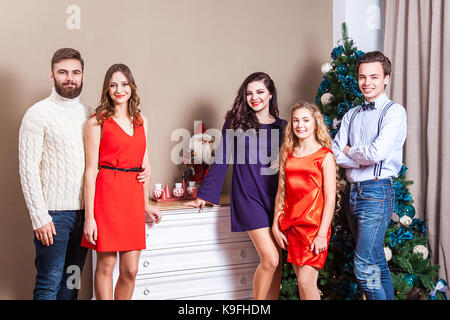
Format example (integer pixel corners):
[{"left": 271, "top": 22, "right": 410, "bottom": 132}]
[
  {"left": 347, "top": 101, "right": 395, "bottom": 180},
  {"left": 347, "top": 106, "right": 363, "bottom": 136}
]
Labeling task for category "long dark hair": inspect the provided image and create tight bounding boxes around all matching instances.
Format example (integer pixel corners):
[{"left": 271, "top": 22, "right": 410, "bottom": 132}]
[
  {"left": 95, "top": 63, "right": 142, "bottom": 126},
  {"left": 225, "top": 72, "right": 279, "bottom": 131}
]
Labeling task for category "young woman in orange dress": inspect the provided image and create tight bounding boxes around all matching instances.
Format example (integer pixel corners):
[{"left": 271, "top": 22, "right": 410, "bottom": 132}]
[
  {"left": 81, "top": 64, "right": 161, "bottom": 300},
  {"left": 272, "top": 101, "right": 340, "bottom": 300}
]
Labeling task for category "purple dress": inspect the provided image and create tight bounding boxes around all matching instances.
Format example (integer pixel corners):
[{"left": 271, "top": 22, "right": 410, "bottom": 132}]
[{"left": 197, "top": 117, "right": 287, "bottom": 232}]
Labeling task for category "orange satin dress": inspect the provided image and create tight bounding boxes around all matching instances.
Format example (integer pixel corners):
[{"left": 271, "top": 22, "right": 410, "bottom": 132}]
[
  {"left": 81, "top": 115, "right": 146, "bottom": 252},
  {"left": 279, "top": 147, "right": 332, "bottom": 269}
]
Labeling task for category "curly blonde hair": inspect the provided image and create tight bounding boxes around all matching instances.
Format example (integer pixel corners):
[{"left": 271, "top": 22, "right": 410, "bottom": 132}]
[{"left": 277, "top": 101, "right": 342, "bottom": 218}]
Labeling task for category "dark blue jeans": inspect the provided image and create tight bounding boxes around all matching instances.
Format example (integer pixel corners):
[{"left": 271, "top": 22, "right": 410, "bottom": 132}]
[
  {"left": 33, "top": 210, "right": 88, "bottom": 300},
  {"left": 345, "top": 178, "right": 395, "bottom": 300}
]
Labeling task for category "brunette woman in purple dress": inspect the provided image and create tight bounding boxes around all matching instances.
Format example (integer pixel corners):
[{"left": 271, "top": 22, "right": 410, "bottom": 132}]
[{"left": 186, "top": 72, "right": 287, "bottom": 299}]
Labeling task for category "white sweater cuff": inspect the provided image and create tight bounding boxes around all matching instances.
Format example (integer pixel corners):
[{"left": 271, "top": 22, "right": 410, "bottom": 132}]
[{"left": 30, "top": 211, "right": 53, "bottom": 231}]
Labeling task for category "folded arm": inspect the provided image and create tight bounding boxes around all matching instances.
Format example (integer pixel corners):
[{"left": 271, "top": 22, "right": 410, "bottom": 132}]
[
  {"left": 347, "top": 105, "right": 407, "bottom": 165},
  {"left": 332, "top": 111, "right": 360, "bottom": 169}
]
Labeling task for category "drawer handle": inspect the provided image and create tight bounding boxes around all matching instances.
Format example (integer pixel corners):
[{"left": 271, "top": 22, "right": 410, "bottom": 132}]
[
  {"left": 240, "top": 249, "right": 247, "bottom": 258},
  {"left": 143, "top": 260, "right": 150, "bottom": 268},
  {"left": 146, "top": 233, "right": 150, "bottom": 239},
  {"left": 143, "top": 288, "right": 150, "bottom": 296},
  {"left": 240, "top": 276, "right": 247, "bottom": 285}
]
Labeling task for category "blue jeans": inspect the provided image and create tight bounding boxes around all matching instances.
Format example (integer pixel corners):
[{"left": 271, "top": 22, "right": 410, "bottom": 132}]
[
  {"left": 33, "top": 210, "right": 88, "bottom": 300},
  {"left": 345, "top": 178, "right": 395, "bottom": 300}
]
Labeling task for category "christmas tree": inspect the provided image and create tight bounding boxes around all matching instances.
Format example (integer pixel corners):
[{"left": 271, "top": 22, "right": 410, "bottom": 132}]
[
  {"left": 279, "top": 23, "right": 446, "bottom": 300},
  {"left": 384, "top": 165, "right": 444, "bottom": 300}
]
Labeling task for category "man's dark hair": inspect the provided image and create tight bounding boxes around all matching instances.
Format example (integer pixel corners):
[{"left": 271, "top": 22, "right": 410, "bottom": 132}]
[
  {"left": 51, "top": 48, "right": 84, "bottom": 71},
  {"left": 357, "top": 51, "right": 391, "bottom": 77}
]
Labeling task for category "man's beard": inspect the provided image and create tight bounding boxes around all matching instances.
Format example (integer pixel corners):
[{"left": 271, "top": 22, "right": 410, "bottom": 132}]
[{"left": 54, "top": 80, "right": 83, "bottom": 99}]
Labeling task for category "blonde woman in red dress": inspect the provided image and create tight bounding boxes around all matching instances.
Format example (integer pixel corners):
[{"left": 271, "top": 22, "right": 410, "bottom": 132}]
[
  {"left": 81, "top": 64, "right": 161, "bottom": 300},
  {"left": 272, "top": 101, "right": 340, "bottom": 300}
]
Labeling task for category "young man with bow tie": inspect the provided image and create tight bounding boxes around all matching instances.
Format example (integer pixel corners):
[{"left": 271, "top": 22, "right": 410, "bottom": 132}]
[{"left": 332, "top": 51, "right": 407, "bottom": 300}]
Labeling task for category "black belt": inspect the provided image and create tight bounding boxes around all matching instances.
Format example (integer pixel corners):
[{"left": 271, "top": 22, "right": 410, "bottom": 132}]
[{"left": 100, "top": 165, "right": 142, "bottom": 172}]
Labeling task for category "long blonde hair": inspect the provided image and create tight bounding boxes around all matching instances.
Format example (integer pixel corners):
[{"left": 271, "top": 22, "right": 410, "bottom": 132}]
[{"left": 277, "top": 101, "right": 342, "bottom": 217}]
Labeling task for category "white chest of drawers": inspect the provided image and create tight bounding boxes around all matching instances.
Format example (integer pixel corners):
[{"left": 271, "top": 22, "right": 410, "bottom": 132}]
[{"left": 92, "top": 197, "right": 259, "bottom": 300}]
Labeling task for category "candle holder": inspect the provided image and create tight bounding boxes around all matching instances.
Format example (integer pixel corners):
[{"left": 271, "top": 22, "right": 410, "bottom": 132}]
[{"left": 151, "top": 179, "right": 197, "bottom": 202}]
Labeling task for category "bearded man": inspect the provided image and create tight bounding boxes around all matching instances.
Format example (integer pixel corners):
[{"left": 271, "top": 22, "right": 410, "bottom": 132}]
[{"left": 19, "top": 48, "right": 89, "bottom": 300}]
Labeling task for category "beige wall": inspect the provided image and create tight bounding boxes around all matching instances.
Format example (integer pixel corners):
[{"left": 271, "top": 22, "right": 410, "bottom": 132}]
[{"left": 0, "top": 0, "right": 332, "bottom": 299}]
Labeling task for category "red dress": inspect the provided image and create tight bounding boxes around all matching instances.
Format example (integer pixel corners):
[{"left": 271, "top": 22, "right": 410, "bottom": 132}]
[
  {"left": 279, "top": 147, "right": 332, "bottom": 269},
  {"left": 81, "top": 116, "right": 146, "bottom": 252}
]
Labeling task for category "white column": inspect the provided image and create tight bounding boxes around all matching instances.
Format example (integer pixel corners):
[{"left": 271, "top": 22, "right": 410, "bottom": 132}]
[{"left": 333, "top": 0, "right": 383, "bottom": 52}]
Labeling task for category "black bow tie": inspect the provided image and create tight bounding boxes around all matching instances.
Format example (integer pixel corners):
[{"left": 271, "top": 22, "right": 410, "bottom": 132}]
[{"left": 361, "top": 101, "right": 375, "bottom": 111}]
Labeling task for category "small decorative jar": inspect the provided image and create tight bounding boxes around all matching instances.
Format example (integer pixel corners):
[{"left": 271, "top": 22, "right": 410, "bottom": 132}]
[
  {"left": 173, "top": 183, "right": 184, "bottom": 198},
  {"left": 186, "top": 181, "right": 196, "bottom": 197},
  {"left": 152, "top": 184, "right": 163, "bottom": 199}
]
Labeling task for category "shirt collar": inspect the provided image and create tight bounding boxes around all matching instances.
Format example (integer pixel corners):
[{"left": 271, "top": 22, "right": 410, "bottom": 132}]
[
  {"left": 363, "top": 93, "right": 389, "bottom": 110},
  {"left": 49, "top": 86, "right": 81, "bottom": 108}
]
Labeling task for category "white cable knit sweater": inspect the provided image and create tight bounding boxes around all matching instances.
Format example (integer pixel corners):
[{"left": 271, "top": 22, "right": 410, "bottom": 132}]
[{"left": 19, "top": 87, "right": 89, "bottom": 230}]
